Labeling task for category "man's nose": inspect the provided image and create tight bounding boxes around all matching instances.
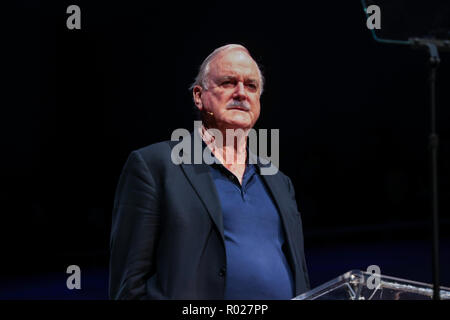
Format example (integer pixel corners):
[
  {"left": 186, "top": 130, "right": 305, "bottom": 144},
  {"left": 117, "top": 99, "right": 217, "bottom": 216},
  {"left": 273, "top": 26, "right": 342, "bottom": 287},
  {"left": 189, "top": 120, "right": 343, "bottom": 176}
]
[{"left": 233, "top": 82, "right": 246, "bottom": 100}]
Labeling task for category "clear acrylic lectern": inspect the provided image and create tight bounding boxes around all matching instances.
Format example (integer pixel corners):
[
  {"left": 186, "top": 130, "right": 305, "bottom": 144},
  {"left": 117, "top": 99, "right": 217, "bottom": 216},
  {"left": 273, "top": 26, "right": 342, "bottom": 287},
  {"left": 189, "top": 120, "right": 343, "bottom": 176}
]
[{"left": 293, "top": 270, "right": 450, "bottom": 300}]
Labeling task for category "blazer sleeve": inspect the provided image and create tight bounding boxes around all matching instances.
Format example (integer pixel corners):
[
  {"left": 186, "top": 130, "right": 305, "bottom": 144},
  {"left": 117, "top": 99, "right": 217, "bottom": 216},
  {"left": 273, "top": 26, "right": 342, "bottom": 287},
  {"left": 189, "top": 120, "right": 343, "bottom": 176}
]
[
  {"left": 109, "top": 150, "right": 160, "bottom": 299},
  {"left": 285, "top": 175, "right": 311, "bottom": 291}
]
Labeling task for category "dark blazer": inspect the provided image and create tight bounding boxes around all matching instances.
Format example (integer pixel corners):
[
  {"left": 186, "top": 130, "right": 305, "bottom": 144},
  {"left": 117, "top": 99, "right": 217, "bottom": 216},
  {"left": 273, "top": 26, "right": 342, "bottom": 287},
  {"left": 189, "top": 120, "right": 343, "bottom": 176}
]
[{"left": 109, "top": 132, "right": 310, "bottom": 299}]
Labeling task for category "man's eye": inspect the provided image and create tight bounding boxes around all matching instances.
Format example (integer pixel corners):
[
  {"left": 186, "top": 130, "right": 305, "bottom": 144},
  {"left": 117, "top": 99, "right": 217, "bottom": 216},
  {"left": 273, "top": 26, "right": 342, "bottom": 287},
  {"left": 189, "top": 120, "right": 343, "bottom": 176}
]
[
  {"left": 221, "top": 81, "right": 235, "bottom": 87},
  {"left": 247, "top": 83, "right": 257, "bottom": 89}
]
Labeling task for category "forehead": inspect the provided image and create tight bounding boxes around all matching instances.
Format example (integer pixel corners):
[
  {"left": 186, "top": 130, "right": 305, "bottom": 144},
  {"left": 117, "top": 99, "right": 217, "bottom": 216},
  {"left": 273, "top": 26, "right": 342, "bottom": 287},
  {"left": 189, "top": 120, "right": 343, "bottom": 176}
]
[{"left": 208, "top": 49, "right": 259, "bottom": 79}]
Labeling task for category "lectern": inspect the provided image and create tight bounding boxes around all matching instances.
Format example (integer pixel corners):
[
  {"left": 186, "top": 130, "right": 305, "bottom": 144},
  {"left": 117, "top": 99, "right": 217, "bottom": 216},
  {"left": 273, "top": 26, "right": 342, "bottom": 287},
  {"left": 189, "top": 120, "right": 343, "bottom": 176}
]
[{"left": 293, "top": 270, "right": 450, "bottom": 300}]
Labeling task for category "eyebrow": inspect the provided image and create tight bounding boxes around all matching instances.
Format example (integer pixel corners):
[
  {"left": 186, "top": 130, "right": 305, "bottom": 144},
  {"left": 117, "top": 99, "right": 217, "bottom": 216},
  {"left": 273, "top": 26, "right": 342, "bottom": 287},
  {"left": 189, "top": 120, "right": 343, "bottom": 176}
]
[
  {"left": 245, "top": 79, "right": 258, "bottom": 84},
  {"left": 216, "top": 76, "right": 259, "bottom": 84},
  {"left": 217, "top": 76, "right": 236, "bottom": 82}
]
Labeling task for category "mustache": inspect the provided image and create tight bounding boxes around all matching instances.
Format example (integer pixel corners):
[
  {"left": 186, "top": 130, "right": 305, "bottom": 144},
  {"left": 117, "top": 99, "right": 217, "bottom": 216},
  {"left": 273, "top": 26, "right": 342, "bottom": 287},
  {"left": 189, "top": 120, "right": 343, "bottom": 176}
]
[{"left": 226, "top": 100, "right": 250, "bottom": 111}]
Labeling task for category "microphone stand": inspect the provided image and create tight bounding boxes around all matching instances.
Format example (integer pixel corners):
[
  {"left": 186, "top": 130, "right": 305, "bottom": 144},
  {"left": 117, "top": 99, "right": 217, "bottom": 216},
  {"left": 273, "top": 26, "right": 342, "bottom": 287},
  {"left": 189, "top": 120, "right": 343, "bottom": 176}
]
[
  {"left": 410, "top": 37, "right": 449, "bottom": 300},
  {"left": 361, "top": 0, "right": 450, "bottom": 301}
]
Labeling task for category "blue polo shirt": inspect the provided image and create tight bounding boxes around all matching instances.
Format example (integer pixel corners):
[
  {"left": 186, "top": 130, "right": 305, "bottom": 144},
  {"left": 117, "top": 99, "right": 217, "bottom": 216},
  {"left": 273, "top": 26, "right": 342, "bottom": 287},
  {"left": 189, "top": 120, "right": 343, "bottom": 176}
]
[{"left": 209, "top": 162, "right": 294, "bottom": 300}]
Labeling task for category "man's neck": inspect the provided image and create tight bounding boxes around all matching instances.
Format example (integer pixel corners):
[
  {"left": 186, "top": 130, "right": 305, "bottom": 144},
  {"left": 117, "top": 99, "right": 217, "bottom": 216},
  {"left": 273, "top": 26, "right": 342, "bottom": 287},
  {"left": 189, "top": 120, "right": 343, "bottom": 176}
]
[{"left": 199, "top": 123, "right": 248, "bottom": 183}]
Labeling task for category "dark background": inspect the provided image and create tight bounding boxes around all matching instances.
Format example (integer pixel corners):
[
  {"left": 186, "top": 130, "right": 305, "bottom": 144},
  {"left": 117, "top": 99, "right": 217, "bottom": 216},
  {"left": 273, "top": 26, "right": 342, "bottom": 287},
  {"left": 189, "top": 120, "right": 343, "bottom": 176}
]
[{"left": 1, "top": 1, "right": 449, "bottom": 299}]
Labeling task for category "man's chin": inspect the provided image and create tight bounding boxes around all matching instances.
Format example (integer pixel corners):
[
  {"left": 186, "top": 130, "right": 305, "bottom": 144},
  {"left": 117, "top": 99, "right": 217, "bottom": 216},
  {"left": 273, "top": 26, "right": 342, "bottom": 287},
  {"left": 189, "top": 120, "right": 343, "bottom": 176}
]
[{"left": 223, "top": 118, "right": 253, "bottom": 130}]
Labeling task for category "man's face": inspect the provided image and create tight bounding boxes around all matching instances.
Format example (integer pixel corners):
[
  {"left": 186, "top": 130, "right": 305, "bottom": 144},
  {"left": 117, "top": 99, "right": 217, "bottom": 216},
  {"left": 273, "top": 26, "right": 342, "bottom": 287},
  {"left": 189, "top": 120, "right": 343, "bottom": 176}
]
[{"left": 195, "top": 49, "right": 261, "bottom": 130}]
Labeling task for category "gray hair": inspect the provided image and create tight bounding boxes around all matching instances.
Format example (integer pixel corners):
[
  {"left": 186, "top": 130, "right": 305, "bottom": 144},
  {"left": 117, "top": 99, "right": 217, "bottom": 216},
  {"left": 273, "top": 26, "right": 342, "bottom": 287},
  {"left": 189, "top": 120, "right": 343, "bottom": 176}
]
[{"left": 189, "top": 44, "right": 264, "bottom": 95}]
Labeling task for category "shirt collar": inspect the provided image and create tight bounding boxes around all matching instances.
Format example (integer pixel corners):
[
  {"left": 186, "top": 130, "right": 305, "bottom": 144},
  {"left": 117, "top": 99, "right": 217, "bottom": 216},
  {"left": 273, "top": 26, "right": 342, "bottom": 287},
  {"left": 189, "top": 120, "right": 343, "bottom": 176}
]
[{"left": 198, "top": 123, "right": 261, "bottom": 174}]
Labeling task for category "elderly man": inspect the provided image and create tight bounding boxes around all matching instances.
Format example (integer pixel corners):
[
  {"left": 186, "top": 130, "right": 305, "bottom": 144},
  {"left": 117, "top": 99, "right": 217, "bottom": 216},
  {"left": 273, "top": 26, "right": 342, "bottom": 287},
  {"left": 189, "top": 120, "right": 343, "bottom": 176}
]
[{"left": 109, "top": 44, "right": 310, "bottom": 299}]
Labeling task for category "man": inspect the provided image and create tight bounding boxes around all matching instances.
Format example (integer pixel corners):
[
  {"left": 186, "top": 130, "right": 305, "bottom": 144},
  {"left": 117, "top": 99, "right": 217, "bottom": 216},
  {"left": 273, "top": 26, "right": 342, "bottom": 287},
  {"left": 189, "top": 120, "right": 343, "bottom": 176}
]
[{"left": 109, "top": 44, "right": 310, "bottom": 299}]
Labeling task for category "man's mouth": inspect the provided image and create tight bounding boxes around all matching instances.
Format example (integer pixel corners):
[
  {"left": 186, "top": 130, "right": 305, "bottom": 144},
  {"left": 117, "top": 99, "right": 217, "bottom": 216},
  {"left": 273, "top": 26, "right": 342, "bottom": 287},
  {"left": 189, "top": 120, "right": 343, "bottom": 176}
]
[
  {"left": 228, "top": 106, "right": 249, "bottom": 111},
  {"left": 226, "top": 101, "right": 250, "bottom": 111}
]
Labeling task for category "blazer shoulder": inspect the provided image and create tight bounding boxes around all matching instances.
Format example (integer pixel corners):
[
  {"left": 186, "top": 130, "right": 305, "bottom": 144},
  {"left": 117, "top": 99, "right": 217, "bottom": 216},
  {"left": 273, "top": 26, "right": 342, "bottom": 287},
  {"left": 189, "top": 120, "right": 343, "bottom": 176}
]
[
  {"left": 278, "top": 169, "right": 292, "bottom": 185},
  {"left": 258, "top": 158, "right": 289, "bottom": 184},
  {"left": 135, "top": 140, "right": 174, "bottom": 159},
  {"left": 265, "top": 166, "right": 294, "bottom": 195},
  {"left": 129, "top": 139, "right": 178, "bottom": 173}
]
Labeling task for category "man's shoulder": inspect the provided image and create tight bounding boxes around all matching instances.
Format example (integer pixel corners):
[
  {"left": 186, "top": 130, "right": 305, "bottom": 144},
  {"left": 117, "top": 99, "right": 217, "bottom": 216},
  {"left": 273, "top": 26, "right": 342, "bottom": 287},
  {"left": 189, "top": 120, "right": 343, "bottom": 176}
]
[
  {"left": 134, "top": 139, "right": 176, "bottom": 160},
  {"left": 253, "top": 156, "right": 291, "bottom": 189},
  {"left": 124, "top": 138, "right": 181, "bottom": 174},
  {"left": 262, "top": 164, "right": 291, "bottom": 186}
]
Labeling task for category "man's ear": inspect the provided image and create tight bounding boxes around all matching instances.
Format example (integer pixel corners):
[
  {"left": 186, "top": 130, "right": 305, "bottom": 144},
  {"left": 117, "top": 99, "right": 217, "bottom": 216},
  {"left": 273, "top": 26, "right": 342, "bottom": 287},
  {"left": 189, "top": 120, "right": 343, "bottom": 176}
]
[{"left": 193, "top": 85, "right": 203, "bottom": 111}]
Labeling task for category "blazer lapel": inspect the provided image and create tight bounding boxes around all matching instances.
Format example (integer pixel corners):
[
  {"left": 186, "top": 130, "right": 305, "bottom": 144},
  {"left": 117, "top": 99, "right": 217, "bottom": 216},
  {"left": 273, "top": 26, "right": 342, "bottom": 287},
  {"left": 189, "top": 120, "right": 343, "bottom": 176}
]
[
  {"left": 178, "top": 132, "right": 225, "bottom": 245},
  {"left": 260, "top": 171, "right": 302, "bottom": 292}
]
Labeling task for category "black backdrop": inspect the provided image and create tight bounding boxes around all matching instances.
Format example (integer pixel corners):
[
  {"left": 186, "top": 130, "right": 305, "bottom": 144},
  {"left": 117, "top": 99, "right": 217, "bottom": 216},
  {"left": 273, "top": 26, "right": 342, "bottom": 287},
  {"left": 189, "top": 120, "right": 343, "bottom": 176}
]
[{"left": 1, "top": 1, "right": 449, "bottom": 298}]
